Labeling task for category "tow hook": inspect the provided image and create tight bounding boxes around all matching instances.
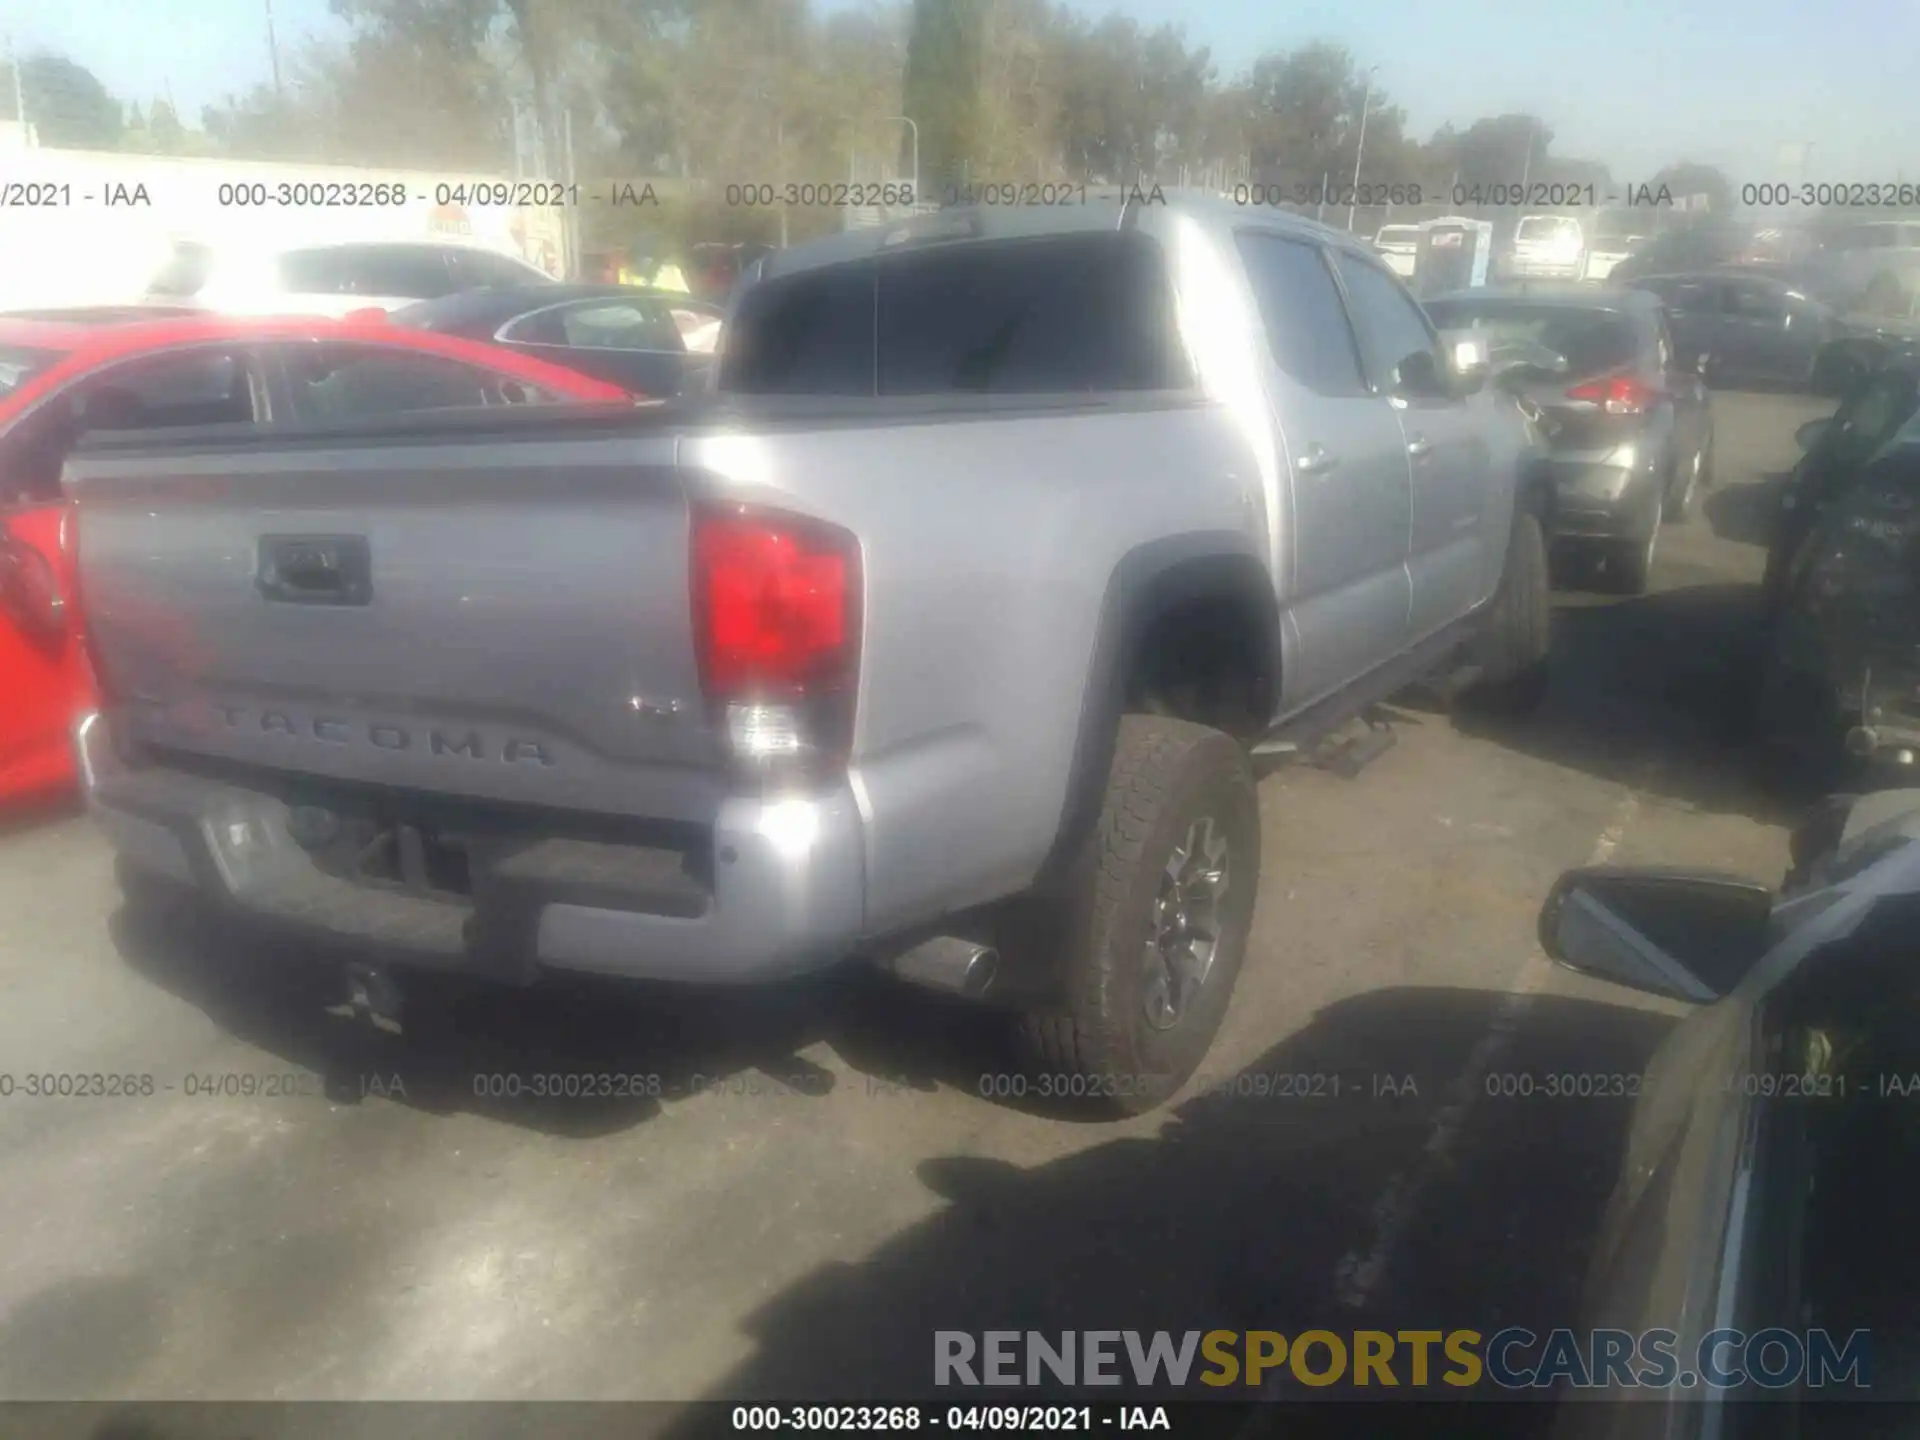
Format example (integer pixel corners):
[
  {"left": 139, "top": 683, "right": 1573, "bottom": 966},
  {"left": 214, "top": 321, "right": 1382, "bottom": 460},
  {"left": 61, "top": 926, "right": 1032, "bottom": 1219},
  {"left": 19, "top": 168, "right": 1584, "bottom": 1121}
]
[{"left": 343, "top": 962, "right": 405, "bottom": 1035}]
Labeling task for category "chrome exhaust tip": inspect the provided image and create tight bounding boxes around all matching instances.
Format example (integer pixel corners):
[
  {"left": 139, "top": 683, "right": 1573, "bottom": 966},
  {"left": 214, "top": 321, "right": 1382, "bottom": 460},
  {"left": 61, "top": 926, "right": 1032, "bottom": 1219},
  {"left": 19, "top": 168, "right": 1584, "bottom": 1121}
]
[{"left": 889, "top": 936, "right": 999, "bottom": 999}]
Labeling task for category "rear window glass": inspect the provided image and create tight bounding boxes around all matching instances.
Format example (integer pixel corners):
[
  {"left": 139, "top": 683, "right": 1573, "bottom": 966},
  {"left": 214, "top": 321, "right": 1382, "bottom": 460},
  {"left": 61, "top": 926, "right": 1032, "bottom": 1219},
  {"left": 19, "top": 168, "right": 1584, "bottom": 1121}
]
[
  {"left": 1516, "top": 217, "right": 1582, "bottom": 243},
  {"left": 720, "top": 232, "right": 1192, "bottom": 396},
  {"left": 0, "top": 346, "right": 59, "bottom": 399},
  {"left": 1425, "top": 301, "right": 1641, "bottom": 377}
]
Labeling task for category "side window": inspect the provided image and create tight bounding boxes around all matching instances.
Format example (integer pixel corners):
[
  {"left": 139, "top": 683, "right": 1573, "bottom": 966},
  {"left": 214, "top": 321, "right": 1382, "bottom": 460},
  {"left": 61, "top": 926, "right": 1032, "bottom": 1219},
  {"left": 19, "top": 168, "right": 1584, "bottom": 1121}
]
[
  {"left": 504, "top": 300, "right": 685, "bottom": 352},
  {"left": 1654, "top": 320, "right": 1673, "bottom": 371},
  {"left": 1330, "top": 250, "right": 1439, "bottom": 393},
  {"left": 278, "top": 345, "right": 559, "bottom": 421},
  {"left": 1232, "top": 232, "right": 1367, "bottom": 397},
  {"left": 2, "top": 350, "right": 259, "bottom": 504},
  {"left": 1659, "top": 279, "right": 1713, "bottom": 315},
  {"left": 1728, "top": 282, "right": 1787, "bottom": 321},
  {"left": 448, "top": 248, "right": 542, "bottom": 291},
  {"left": 278, "top": 248, "right": 365, "bottom": 295},
  {"left": 281, "top": 246, "right": 457, "bottom": 300}
]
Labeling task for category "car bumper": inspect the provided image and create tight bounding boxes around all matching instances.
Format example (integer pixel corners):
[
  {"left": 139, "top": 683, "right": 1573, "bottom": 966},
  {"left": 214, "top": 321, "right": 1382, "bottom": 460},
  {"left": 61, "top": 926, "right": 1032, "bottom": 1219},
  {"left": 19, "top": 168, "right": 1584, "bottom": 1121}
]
[
  {"left": 75, "top": 711, "right": 869, "bottom": 985},
  {"left": 1505, "top": 258, "right": 1586, "bottom": 281},
  {"left": 1540, "top": 451, "right": 1664, "bottom": 541}
]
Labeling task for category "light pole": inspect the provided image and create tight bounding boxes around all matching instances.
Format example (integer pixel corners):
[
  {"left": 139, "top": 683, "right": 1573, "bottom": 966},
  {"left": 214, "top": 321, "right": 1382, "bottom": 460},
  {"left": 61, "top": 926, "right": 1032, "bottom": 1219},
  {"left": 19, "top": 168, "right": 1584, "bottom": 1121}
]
[
  {"left": 265, "top": 0, "right": 283, "bottom": 96},
  {"left": 6, "top": 34, "right": 26, "bottom": 138},
  {"left": 889, "top": 115, "right": 919, "bottom": 203},
  {"left": 1346, "top": 65, "right": 1379, "bottom": 232}
]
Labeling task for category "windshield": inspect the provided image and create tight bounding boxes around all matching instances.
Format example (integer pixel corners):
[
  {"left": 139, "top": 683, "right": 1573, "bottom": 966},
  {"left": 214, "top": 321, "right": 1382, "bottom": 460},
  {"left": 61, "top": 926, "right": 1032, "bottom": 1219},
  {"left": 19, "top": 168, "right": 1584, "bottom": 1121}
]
[
  {"left": 1426, "top": 300, "right": 1639, "bottom": 376},
  {"left": 1375, "top": 226, "right": 1419, "bottom": 248},
  {"left": 0, "top": 346, "right": 60, "bottom": 398}
]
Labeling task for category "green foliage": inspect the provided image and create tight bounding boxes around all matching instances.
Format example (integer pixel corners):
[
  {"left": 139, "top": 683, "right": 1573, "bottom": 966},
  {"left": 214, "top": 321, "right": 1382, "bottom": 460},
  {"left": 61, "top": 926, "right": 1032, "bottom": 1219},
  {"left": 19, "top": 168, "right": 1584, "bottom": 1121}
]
[
  {"left": 904, "top": 0, "right": 988, "bottom": 188},
  {"left": 11, "top": 3, "right": 1661, "bottom": 245},
  {"left": 5, "top": 53, "right": 125, "bottom": 149}
]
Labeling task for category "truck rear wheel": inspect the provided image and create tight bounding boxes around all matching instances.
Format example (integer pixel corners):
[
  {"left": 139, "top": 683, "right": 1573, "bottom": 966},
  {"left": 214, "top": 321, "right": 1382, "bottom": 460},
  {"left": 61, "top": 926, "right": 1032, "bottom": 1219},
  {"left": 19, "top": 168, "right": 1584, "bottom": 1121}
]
[{"left": 1016, "top": 716, "right": 1259, "bottom": 1116}]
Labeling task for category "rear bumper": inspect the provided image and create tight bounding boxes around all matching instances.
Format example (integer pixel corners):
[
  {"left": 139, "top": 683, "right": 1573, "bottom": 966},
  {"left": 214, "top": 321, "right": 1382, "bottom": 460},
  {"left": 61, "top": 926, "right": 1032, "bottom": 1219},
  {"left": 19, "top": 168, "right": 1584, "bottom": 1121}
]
[
  {"left": 76, "top": 713, "right": 868, "bottom": 985},
  {"left": 1504, "top": 257, "right": 1586, "bottom": 281},
  {"left": 1540, "top": 452, "right": 1665, "bottom": 541}
]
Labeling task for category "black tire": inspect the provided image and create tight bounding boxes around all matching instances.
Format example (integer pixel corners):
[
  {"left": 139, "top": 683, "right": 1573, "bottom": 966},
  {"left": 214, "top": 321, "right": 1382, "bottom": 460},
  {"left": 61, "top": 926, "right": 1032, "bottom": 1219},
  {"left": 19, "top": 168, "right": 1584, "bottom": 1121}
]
[
  {"left": 1015, "top": 716, "right": 1260, "bottom": 1116},
  {"left": 1465, "top": 506, "right": 1551, "bottom": 714}
]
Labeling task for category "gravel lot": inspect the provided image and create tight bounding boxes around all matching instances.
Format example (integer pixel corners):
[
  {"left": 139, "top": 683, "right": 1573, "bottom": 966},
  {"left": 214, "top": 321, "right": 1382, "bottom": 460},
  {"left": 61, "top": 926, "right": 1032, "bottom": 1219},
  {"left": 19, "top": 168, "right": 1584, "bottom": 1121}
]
[{"left": 0, "top": 390, "right": 1832, "bottom": 1425}]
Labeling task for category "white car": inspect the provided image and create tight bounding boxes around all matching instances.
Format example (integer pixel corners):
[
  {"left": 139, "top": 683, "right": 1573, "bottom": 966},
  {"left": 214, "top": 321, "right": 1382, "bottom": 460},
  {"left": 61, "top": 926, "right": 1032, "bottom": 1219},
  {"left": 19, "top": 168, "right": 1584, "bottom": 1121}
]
[
  {"left": 1372, "top": 224, "right": 1420, "bottom": 279},
  {"left": 1505, "top": 214, "right": 1588, "bottom": 281},
  {"left": 142, "top": 238, "right": 557, "bottom": 316}
]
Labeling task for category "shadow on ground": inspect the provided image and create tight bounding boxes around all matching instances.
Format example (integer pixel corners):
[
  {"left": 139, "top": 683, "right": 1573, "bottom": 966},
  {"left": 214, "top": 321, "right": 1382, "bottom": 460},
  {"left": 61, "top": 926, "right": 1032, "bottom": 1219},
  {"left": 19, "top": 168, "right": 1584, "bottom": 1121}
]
[
  {"left": 653, "top": 985, "right": 1675, "bottom": 1434},
  {"left": 1703, "top": 472, "right": 1790, "bottom": 550},
  {"left": 108, "top": 886, "right": 1023, "bottom": 1139},
  {"left": 1454, "top": 578, "right": 1812, "bottom": 828},
  {"left": 0, "top": 789, "right": 84, "bottom": 841}
]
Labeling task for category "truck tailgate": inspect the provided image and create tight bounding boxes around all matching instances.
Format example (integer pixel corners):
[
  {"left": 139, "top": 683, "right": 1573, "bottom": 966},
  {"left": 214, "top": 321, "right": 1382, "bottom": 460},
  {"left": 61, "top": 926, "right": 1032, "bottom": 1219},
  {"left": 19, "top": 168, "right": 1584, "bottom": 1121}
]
[{"left": 69, "top": 423, "right": 727, "bottom": 823}]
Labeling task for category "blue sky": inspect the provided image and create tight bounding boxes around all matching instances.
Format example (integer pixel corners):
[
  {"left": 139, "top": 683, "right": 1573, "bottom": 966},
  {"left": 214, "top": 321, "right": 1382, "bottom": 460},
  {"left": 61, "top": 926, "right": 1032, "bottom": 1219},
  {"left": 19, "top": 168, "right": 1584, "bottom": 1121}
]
[{"left": 9, "top": 0, "right": 1917, "bottom": 183}]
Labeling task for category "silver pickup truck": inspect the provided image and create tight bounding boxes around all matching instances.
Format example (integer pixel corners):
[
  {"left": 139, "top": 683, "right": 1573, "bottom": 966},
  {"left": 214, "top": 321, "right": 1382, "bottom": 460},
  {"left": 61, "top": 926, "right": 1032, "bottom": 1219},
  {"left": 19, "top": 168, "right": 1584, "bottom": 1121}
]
[{"left": 68, "top": 198, "right": 1550, "bottom": 1112}]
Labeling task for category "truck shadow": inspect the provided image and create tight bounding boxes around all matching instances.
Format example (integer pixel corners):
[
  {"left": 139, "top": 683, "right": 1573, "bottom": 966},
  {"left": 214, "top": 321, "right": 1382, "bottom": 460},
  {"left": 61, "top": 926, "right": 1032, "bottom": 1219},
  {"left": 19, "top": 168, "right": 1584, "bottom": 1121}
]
[
  {"left": 651, "top": 985, "right": 1675, "bottom": 1431},
  {"left": 1451, "top": 580, "right": 1807, "bottom": 829},
  {"left": 106, "top": 889, "right": 1027, "bottom": 1139}
]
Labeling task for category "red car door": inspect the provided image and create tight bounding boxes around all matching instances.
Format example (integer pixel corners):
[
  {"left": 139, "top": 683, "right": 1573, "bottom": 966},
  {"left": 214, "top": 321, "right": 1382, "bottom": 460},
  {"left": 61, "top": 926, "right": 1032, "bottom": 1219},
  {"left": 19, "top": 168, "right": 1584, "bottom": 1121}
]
[
  {"left": 0, "top": 501, "right": 85, "bottom": 803},
  {"left": 0, "top": 344, "right": 266, "bottom": 804}
]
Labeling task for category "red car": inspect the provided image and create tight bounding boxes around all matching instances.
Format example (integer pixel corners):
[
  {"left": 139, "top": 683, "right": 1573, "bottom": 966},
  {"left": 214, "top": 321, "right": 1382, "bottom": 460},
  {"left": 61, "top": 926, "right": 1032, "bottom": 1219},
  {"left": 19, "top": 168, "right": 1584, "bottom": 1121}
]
[{"left": 0, "top": 310, "right": 630, "bottom": 807}]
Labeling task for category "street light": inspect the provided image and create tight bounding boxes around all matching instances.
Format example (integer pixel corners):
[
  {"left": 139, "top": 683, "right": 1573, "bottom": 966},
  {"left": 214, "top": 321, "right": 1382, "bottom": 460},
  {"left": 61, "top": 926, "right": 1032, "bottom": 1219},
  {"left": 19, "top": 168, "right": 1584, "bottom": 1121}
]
[
  {"left": 889, "top": 115, "right": 920, "bottom": 203},
  {"left": 1346, "top": 65, "right": 1379, "bottom": 232}
]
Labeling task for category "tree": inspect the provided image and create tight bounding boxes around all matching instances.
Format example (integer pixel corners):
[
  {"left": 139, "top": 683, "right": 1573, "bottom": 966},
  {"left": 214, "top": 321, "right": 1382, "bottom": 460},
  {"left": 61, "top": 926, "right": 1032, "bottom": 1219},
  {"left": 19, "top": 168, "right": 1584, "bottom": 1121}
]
[
  {"left": 1435, "top": 113, "right": 1554, "bottom": 191},
  {"left": 3, "top": 53, "right": 126, "bottom": 149},
  {"left": 1646, "top": 161, "right": 1733, "bottom": 216},
  {"left": 904, "top": 0, "right": 988, "bottom": 189}
]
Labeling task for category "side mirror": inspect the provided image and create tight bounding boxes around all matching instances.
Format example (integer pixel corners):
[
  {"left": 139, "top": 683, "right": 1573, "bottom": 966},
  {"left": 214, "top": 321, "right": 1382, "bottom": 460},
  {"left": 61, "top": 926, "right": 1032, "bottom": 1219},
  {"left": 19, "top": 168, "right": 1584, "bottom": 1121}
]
[
  {"left": 1537, "top": 866, "right": 1777, "bottom": 1004},
  {"left": 1795, "top": 417, "right": 1830, "bottom": 452},
  {"left": 1396, "top": 349, "right": 1455, "bottom": 400},
  {"left": 1697, "top": 352, "right": 1712, "bottom": 377}
]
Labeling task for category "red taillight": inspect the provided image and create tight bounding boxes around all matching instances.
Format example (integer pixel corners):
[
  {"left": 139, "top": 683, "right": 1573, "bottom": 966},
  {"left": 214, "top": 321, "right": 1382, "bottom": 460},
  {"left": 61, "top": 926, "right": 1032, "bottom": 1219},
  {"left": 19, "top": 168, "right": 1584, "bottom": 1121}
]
[
  {"left": 1565, "top": 374, "right": 1657, "bottom": 415},
  {"left": 692, "top": 504, "right": 861, "bottom": 773},
  {"left": 693, "top": 506, "right": 858, "bottom": 695}
]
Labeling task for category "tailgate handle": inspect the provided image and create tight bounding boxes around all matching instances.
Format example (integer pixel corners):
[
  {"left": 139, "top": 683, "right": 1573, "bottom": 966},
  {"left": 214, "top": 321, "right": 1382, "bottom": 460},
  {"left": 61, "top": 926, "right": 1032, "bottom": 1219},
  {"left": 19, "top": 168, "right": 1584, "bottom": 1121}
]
[{"left": 257, "top": 534, "right": 371, "bottom": 606}]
